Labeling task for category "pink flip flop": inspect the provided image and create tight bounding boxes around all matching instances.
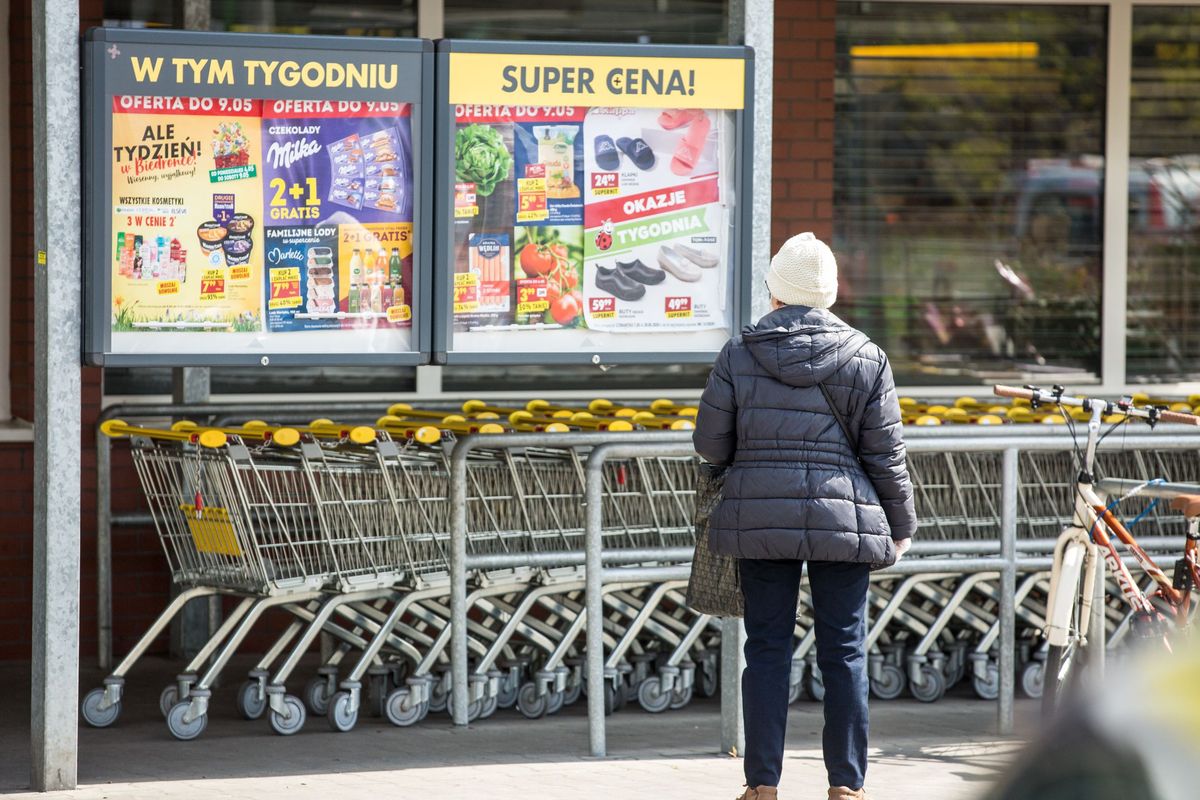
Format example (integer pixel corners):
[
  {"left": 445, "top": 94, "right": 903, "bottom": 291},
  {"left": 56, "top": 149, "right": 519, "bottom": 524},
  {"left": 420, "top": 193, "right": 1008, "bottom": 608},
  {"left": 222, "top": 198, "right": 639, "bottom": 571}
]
[
  {"left": 658, "top": 108, "right": 703, "bottom": 130},
  {"left": 670, "top": 112, "right": 710, "bottom": 176}
]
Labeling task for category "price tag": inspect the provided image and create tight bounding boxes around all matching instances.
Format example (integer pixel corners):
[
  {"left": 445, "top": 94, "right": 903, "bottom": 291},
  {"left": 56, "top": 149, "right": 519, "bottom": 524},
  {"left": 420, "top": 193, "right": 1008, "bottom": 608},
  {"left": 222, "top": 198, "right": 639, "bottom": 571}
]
[
  {"left": 269, "top": 267, "right": 302, "bottom": 310},
  {"left": 517, "top": 283, "right": 549, "bottom": 314},
  {"left": 589, "top": 296, "right": 616, "bottom": 319},
  {"left": 200, "top": 269, "right": 226, "bottom": 301},
  {"left": 454, "top": 182, "right": 479, "bottom": 218},
  {"left": 387, "top": 305, "right": 412, "bottom": 323},
  {"left": 665, "top": 296, "right": 693, "bottom": 319},
  {"left": 454, "top": 272, "right": 479, "bottom": 288},
  {"left": 157, "top": 280, "right": 180, "bottom": 296},
  {"left": 591, "top": 172, "right": 619, "bottom": 197}
]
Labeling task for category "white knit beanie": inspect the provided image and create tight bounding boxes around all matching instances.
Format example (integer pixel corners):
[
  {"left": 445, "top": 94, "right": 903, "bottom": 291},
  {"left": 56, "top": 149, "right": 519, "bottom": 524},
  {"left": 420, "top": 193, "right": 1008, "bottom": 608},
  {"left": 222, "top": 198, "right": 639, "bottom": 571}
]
[{"left": 766, "top": 232, "right": 838, "bottom": 309}]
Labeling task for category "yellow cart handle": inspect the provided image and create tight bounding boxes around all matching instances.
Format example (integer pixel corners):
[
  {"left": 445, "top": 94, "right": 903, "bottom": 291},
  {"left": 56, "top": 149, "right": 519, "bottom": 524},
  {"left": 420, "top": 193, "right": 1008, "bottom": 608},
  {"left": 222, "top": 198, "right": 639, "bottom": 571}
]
[{"left": 101, "top": 419, "right": 227, "bottom": 449}]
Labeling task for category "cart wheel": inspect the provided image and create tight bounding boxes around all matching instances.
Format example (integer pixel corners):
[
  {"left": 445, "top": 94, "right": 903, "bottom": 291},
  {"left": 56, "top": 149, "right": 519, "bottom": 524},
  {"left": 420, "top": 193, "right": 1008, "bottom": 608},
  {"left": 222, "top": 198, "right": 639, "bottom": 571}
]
[
  {"left": 562, "top": 680, "right": 582, "bottom": 707},
  {"left": 368, "top": 674, "right": 389, "bottom": 717},
  {"left": 166, "top": 702, "right": 207, "bottom": 741},
  {"left": 541, "top": 690, "right": 562, "bottom": 716},
  {"left": 697, "top": 659, "right": 718, "bottom": 698},
  {"left": 385, "top": 688, "right": 423, "bottom": 727},
  {"left": 236, "top": 680, "right": 267, "bottom": 720},
  {"left": 268, "top": 695, "right": 307, "bottom": 736},
  {"left": 869, "top": 664, "right": 906, "bottom": 701},
  {"left": 303, "top": 677, "right": 332, "bottom": 717},
  {"left": 327, "top": 691, "right": 358, "bottom": 733},
  {"left": 669, "top": 684, "right": 693, "bottom": 710},
  {"left": 428, "top": 681, "right": 449, "bottom": 714},
  {"left": 480, "top": 693, "right": 500, "bottom": 720},
  {"left": 636, "top": 677, "right": 672, "bottom": 714},
  {"left": 517, "top": 682, "right": 548, "bottom": 720},
  {"left": 972, "top": 662, "right": 1000, "bottom": 701},
  {"left": 804, "top": 668, "right": 825, "bottom": 702},
  {"left": 497, "top": 680, "right": 520, "bottom": 709},
  {"left": 1020, "top": 661, "right": 1044, "bottom": 699},
  {"left": 81, "top": 688, "right": 120, "bottom": 728},
  {"left": 467, "top": 697, "right": 485, "bottom": 723},
  {"left": 910, "top": 665, "right": 947, "bottom": 703},
  {"left": 787, "top": 680, "right": 804, "bottom": 705},
  {"left": 159, "top": 685, "right": 180, "bottom": 718},
  {"left": 417, "top": 699, "right": 431, "bottom": 722}
]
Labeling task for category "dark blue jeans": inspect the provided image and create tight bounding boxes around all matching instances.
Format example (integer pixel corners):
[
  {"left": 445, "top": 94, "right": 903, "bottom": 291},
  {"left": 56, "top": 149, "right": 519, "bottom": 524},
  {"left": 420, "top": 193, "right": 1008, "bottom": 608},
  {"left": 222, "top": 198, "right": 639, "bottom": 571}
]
[{"left": 740, "top": 558, "right": 870, "bottom": 790}]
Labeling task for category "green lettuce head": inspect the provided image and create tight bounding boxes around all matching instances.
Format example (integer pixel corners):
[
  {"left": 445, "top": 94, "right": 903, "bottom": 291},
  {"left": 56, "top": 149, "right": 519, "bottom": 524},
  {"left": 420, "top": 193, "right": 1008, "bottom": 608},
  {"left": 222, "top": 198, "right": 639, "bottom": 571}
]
[{"left": 455, "top": 124, "right": 513, "bottom": 197}]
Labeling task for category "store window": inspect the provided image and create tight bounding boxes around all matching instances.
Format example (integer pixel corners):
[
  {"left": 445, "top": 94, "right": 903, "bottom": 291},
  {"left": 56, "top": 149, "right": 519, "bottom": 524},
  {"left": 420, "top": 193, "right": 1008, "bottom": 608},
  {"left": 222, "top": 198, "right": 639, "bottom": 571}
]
[
  {"left": 1126, "top": 6, "right": 1200, "bottom": 383},
  {"left": 444, "top": 0, "right": 729, "bottom": 44},
  {"left": 833, "top": 2, "right": 1108, "bottom": 386},
  {"left": 103, "top": 1, "right": 417, "bottom": 36}
]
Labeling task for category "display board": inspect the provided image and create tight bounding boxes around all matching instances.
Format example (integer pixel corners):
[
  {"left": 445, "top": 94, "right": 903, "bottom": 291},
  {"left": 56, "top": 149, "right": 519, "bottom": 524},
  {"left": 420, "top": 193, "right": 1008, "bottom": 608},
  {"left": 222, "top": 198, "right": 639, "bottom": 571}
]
[
  {"left": 434, "top": 41, "right": 753, "bottom": 365},
  {"left": 84, "top": 29, "right": 433, "bottom": 366}
]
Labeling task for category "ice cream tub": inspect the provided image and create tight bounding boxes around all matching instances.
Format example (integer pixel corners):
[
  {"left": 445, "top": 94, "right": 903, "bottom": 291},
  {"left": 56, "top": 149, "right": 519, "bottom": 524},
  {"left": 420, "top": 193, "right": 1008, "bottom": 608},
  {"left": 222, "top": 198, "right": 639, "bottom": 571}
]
[
  {"left": 196, "top": 221, "right": 228, "bottom": 252},
  {"left": 222, "top": 234, "right": 253, "bottom": 266}
]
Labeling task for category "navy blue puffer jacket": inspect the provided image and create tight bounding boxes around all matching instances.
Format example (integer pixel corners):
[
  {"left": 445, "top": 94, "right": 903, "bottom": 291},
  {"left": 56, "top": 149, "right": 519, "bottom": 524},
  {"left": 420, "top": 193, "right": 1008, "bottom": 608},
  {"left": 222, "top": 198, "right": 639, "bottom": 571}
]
[{"left": 693, "top": 306, "right": 917, "bottom": 567}]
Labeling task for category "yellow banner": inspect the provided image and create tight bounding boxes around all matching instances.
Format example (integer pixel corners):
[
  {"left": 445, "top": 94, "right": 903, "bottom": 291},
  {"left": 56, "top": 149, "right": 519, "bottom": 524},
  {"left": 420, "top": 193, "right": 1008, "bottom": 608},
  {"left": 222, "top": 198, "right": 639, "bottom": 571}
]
[{"left": 449, "top": 53, "right": 745, "bottom": 110}]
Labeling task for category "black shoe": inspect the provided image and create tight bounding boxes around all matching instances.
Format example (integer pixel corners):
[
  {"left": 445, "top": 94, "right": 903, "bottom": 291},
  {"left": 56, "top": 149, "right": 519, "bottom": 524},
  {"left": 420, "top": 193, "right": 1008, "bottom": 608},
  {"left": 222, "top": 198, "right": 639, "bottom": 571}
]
[
  {"left": 616, "top": 258, "right": 666, "bottom": 285},
  {"left": 595, "top": 265, "right": 646, "bottom": 301},
  {"left": 616, "top": 137, "right": 656, "bottom": 170}
]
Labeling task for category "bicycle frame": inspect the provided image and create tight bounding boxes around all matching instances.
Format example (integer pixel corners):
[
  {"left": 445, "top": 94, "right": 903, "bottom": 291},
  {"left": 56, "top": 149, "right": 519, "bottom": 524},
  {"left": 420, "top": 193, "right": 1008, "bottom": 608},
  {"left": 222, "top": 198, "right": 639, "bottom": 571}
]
[{"left": 1049, "top": 401, "right": 1198, "bottom": 647}]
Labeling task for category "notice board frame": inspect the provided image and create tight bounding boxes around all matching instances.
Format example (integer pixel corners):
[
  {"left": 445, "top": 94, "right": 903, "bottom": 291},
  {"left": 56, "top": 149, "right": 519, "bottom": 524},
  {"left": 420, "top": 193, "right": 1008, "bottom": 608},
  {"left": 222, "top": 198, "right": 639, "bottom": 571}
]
[
  {"left": 83, "top": 28, "right": 435, "bottom": 367},
  {"left": 433, "top": 39, "right": 755, "bottom": 366}
]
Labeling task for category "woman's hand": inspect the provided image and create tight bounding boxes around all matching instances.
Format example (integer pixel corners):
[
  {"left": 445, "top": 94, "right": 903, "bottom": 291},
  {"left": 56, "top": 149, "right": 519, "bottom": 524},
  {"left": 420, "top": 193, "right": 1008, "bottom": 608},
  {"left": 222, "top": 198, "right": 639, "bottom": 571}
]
[{"left": 894, "top": 538, "right": 912, "bottom": 563}]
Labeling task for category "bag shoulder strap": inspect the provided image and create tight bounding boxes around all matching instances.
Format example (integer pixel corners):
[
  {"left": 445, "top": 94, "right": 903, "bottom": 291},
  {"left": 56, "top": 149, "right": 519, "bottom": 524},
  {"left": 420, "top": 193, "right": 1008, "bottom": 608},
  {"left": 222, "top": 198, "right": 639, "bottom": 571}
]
[{"left": 816, "top": 335, "right": 871, "bottom": 466}]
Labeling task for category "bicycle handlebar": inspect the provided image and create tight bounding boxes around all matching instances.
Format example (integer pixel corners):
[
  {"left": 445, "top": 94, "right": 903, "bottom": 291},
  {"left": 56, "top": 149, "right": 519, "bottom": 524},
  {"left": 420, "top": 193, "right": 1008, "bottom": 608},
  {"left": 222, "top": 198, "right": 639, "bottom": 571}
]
[{"left": 993, "top": 385, "right": 1200, "bottom": 426}]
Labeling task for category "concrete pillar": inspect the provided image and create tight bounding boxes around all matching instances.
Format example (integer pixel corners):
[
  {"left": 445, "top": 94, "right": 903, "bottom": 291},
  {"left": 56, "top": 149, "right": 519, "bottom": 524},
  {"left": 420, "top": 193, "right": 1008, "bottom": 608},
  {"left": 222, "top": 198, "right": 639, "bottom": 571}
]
[
  {"left": 31, "top": 0, "right": 82, "bottom": 790},
  {"left": 729, "top": 0, "right": 774, "bottom": 321}
]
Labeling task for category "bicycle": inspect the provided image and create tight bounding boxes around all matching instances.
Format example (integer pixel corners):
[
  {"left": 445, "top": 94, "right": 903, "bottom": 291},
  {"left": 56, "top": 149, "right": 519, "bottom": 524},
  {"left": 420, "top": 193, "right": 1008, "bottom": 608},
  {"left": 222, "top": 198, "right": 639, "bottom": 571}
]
[{"left": 992, "top": 385, "right": 1200, "bottom": 715}]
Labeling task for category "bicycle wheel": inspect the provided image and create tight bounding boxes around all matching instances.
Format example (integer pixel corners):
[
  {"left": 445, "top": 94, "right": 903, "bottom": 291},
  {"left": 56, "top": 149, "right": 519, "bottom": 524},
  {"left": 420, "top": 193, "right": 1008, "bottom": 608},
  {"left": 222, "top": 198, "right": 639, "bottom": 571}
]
[{"left": 1042, "top": 538, "right": 1090, "bottom": 717}]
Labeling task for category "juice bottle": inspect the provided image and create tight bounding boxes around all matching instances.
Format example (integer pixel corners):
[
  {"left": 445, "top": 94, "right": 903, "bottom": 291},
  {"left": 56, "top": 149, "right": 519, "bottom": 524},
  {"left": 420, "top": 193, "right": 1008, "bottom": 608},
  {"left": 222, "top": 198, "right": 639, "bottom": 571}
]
[
  {"left": 349, "top": 249, "right": 363, "bottom": 284},
  {"left": 348, "top": 282, "right": 360, "bottom": 313},
  {"left": 389, "top": 247, "right": 402, "bottom": 283},
  {"left": 380, "top": 282, "right": 393, "bottom": 312},
  {"left": 394, "top": 280, "right": 405, "bottom": 308},
  {"left": 371, "top": 282, "right": 383, "bottom": 313}
]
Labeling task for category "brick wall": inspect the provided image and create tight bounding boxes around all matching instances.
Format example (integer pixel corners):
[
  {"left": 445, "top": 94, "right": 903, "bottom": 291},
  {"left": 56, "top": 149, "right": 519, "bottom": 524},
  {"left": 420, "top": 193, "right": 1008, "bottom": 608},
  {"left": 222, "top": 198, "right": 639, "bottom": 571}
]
[{"left": 771, "top": 0, "right": 836, "bottom": 251}]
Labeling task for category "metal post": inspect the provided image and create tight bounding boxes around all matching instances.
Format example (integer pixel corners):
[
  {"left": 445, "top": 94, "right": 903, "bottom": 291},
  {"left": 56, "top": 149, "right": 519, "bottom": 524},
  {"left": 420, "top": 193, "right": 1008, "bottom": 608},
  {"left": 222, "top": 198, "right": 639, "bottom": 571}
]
[
  {"left": 720, "top": 617, "right": 746, "bottom": 756},
  {"left": 584, "top": 452, "right": 607, "bottom": 757},
  {"left": 169, "top": 373, "right": 213, "bottom": 662},
  {"left": 97, "top": 428, "right": 113, "bottom": 670},
  {"left": 31, "top": 0, "right": 81, "bottom": 790},
  {"left": 1090, "top": 556, "right": 1106, "bottom": 679},
  {"left": 729, "top": 0, "right": 773, "bottom": 320},
  {"left": 167, "top": 0, "right": 216, "bottom": 662},
  {"left": 449, "top": 441, "right": 470, "bottom": 726},
  {"left": 998, "top": 448, "right": 1018, "bottom": 735}
]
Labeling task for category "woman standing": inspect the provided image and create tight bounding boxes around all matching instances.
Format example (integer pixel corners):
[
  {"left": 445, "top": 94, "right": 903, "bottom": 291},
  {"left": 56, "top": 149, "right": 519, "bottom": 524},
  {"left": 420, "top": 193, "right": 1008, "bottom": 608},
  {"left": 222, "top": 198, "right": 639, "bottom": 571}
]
[{"left": 693, "top": 232, "right": 917, "bottom": 800}]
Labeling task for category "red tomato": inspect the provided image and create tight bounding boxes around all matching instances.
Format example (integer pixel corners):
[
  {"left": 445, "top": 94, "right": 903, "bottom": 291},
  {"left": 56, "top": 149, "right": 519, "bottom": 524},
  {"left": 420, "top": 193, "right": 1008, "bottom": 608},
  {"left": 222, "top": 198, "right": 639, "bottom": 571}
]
[
  {"left": 564, "top": 270, "right": 579, "bottom": 288},
  {"left": 520, "top": 244, "right": 555, "bottom": 277},
  {"left": 550, "top": 291, "right": 582, "bottom": 325},
  {"left": 549, "top": 243, "right": 569, "bottom": 260}
]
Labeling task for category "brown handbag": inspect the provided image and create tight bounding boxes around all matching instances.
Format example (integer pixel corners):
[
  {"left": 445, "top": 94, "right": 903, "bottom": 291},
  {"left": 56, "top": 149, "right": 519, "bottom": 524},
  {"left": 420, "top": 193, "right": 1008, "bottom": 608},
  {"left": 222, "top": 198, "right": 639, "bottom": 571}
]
[{"left": 685, "top": 461, "right": 744, "bottom": 617}]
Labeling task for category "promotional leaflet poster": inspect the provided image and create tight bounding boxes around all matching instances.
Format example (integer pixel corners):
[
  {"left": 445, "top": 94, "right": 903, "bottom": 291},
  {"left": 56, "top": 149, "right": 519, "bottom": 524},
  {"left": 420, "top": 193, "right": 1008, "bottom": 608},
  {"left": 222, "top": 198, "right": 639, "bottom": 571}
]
[
  {"left": 109, "top": 96, "right": 414, "bottom": 342},
  {"left": 447, "top": 52, "right": 746, "bottom": 354}
]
